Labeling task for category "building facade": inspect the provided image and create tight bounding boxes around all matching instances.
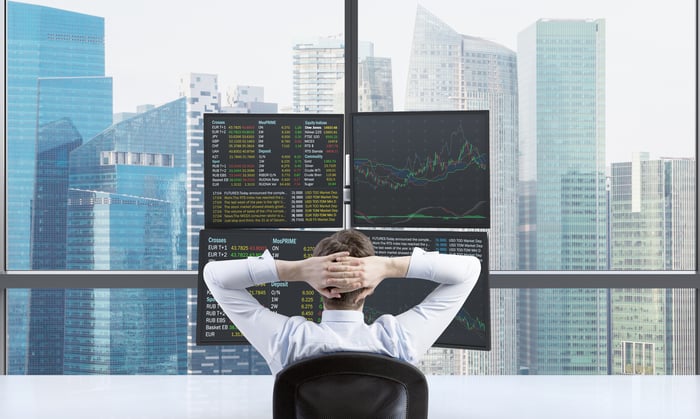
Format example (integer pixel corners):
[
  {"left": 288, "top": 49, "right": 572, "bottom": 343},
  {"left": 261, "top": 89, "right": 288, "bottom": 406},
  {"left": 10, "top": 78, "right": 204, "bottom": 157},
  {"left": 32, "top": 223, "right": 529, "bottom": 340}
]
[
  {"left": 292, "top": 36, "right": 345, "bottom": 113},
  {"left": 58, "top": 98, "right": 189, "bottom": 373},
  {"left": 517, "top": 19, "right": 608, "bottom": 374},
  {"left": 358, "top": 56, "right": 394, "bottom": 112},
  {"left": 6, "top": 1, "right": 113, "bottom": 374},
  {"left": 609, "top": 154, "right": 696, "bottom": 374},
  {"left": 404, "top": 5, "right": 519, "bottom": 374}
]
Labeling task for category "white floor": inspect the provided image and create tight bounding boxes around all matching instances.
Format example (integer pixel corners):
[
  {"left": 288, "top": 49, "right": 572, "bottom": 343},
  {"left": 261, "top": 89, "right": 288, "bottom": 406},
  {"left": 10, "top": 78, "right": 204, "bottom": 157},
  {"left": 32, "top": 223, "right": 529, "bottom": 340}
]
[{"left": 1, "top": 374, "right": 698, "bottom": 418}]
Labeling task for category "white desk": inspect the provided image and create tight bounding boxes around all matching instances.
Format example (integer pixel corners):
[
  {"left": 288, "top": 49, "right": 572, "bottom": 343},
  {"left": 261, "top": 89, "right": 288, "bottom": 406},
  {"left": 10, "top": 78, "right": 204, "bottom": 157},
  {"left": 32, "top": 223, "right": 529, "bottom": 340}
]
[{"left": 1, "top": 375, "right": 698, "bottom": 418}]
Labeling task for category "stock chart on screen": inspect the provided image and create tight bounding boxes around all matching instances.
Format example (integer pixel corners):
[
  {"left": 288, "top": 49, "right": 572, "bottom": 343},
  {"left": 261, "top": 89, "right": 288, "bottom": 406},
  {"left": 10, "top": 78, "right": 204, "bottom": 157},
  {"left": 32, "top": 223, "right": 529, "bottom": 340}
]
[{"left": 352, "top": 111, "right": 490, "bottom": 229}]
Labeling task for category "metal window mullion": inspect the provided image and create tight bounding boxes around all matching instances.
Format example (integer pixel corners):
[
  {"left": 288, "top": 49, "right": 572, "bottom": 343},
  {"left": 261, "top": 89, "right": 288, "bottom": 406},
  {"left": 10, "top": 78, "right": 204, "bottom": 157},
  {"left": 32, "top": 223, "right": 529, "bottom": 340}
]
[{"left": 2, "top": 271, "right": 699, "bottom": 289}]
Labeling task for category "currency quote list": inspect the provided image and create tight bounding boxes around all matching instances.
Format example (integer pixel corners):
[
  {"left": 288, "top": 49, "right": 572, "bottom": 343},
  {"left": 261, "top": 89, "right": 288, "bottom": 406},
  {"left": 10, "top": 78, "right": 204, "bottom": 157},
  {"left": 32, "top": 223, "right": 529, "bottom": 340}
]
[
  {"left": 202, "top": 241, "right": 324, "bottom": 340},
  {"left": 208, "top": 121, "right": 341, "bottom": 225}
]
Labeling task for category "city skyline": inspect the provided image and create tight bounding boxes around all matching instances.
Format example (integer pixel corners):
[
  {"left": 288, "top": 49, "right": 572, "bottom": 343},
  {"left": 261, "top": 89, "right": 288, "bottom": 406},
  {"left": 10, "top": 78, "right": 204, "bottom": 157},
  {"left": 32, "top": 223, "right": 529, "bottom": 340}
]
[
  {"left": 10, "top": 0, "right": 696, "bottom": 164},
  {"left": 3, "top": 1, "right": 697, "bottom": 375}
]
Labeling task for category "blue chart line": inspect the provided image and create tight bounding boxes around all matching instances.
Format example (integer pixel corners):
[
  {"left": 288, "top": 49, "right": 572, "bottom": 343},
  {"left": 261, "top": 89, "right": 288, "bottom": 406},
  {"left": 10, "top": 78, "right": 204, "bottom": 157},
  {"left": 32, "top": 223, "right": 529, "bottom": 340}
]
[
  {"left": 363, "top": 305, "right": 486, "bottom": 335},
  {"left": 354, "top": 123, "right": 488, "bottom": 192},
  {"left": 353, "top": 119, "right": 490, "bottom": 226}
]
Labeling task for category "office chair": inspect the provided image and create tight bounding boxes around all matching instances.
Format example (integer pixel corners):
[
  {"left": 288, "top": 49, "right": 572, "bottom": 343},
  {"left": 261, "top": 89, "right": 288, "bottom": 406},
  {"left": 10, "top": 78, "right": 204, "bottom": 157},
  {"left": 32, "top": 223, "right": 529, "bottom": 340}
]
[{"left": 272, "top": 352, "right": 429, "bottom": 419}]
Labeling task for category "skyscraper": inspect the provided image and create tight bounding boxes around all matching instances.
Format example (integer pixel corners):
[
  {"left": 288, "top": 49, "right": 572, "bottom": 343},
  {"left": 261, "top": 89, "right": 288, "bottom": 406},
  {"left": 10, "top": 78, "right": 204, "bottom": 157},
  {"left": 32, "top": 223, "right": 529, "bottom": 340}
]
[
  {"left": 518, "top": 18, "right": 607, "bottom": 271},
  {"left": 32, "top": 77, "right": 113, "bottom": 269},
  {"left": 66, "top": 97, "right": 187, "bottom": 270},
  {"left": 609, "top": 153, "right": 696, "bottom": 374},
  {"left": 28, "top": 119, "right": 81, "bottom": 374},
  {"left": 404, "top": 5, "right": 519, "bottom": 374},
  {"left": 517, "top": 19, "right": 608, "bottom": 374},
  {"left": 61, "top": 98, "right": 189, "bottom": 373},
  {"left": 292, "top": 36, "right": 345, "bottom": 113},
  {"left": 6, "top": 1, "right": 113, "bottom": 374},
  {"left": 6, "top": 1, "right": 111, "bottom": 270},
  {"left": 358, "top": 42, "right": 393, "bottom": 112}
]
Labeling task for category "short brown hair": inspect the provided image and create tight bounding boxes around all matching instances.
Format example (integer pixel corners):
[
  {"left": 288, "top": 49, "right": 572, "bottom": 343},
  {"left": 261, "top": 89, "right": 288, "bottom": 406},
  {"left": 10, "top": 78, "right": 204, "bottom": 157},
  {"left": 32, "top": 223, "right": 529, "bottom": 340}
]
[{"left": 313, "top": 229, "right": 374, "bottom": 309}]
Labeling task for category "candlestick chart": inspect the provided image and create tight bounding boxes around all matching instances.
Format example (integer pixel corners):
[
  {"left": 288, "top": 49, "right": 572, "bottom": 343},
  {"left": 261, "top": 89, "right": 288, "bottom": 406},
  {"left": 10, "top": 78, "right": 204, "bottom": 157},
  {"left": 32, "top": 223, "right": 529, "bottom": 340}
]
[{"left": 352, "top": 111, "right": 490, "bottom": 228}]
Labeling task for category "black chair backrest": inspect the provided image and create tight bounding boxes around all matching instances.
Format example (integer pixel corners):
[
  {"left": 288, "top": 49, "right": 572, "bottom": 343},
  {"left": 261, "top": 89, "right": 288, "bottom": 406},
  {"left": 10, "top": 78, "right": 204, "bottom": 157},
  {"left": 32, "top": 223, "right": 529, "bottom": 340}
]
[{"left": 273, "top": 352, "right": 428, "bottom": 419}]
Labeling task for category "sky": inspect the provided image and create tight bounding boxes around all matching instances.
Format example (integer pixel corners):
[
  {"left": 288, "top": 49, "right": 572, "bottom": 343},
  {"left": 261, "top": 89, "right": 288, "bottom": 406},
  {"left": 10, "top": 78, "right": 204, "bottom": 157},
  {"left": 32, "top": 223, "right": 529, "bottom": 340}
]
[{"left": 12, "top": 0, "right": 698, "bottom": 164}]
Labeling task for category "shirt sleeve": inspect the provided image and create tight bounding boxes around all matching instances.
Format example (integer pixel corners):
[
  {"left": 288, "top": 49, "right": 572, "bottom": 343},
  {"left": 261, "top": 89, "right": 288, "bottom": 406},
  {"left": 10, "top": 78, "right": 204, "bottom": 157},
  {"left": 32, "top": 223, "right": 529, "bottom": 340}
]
[
  {"left": 202, "top": 250, "right": 290, "bottom": 368},
  {"left": 395, "top": 247, "right": 481, "bottom": 359}
]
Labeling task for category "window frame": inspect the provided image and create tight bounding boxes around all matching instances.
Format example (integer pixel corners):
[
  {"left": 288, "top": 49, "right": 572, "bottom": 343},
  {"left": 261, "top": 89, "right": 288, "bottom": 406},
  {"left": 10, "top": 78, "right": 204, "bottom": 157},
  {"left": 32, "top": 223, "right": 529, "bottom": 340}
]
[{"left": 1, "top": 0, "right": 698, "bottom": 375}]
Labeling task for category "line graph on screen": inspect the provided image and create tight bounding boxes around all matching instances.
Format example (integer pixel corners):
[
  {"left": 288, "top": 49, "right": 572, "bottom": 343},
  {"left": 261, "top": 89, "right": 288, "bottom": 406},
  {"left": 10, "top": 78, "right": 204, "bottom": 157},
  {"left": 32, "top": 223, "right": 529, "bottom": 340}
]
[
  {"left": 352, "top": 112, "right": 490, "bottom": 228},
  {"left": 354, "top": 126, "right": 487, "bottom": 191}
]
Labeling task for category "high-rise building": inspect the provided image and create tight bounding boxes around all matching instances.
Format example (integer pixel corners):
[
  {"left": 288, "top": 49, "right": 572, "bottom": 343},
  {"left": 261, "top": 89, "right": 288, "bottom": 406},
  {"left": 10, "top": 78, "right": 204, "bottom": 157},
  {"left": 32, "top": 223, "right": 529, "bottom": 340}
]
[
  {"left": 357, "top": 42, "right": 393, "bottom": 112},
  {"left": 6, "top": 1, "right": 113, "bottom": 374},
  {"left": 6, "top": 1, "right": 111, "bottom": 270},
  {"left": 404, "top": 5, "right": 519, "bottom": 374},
  {"left": 292, "top": 36, "right": 345, "bottom": 113},
  {"left": 358, "top": 56, "right": 393, "bottom": 112},
  {"left": 177, "top": 74, "right": 269, "bottom": 375},
  {"left": 27, "top": 119, "right": 82, "bottom": 374},
  {"left": 66, "top": 97, "right": 187, "bottom": 270},
  {"left": 60, "top": 97, "right": 189, "bottom": 373},
  {"left": 609, "top": 153, "right": 696, "bottom": 374},
  {"left": 517, "top": 19, "right": 608, "bottom": 374},
  {"left": 32, "top": 77, "right": 113, "bottom": 269}
]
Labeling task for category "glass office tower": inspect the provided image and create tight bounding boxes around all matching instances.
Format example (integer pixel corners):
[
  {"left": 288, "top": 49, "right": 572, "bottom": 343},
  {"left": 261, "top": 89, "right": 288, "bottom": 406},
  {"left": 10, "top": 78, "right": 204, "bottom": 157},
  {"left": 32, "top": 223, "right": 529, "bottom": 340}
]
[
  {"left": 6, "top": 1, "right": 112, "bottom": 374},
  {"left": 358, "top": 56, "right": 394, "bottom": 112},
  {"left": 610, "top": 154, "right": 696, "bottom": 374},
  {"left": 58, "top": 98, "right": 188, "bottom": 373},
  {"left": 32, "top": 77, "right": 113, "bottom": 269},
  {"left": 6, "top": 1, "right": 110, "bottom": 269},
  {"left": 66, "top": 98, "right": 187, "bottom": 270},
  {"left": 358, "top": 42, "right": 393, "bottom": 112},
  {"left": 28, "top": 119, "right": 82, "bottom": 374},
  {"left": 517, "top": 19, "right": 608, "bottom": 374},
  {"left": 404, "top": 5, "right": 519, "bottom": 374}
]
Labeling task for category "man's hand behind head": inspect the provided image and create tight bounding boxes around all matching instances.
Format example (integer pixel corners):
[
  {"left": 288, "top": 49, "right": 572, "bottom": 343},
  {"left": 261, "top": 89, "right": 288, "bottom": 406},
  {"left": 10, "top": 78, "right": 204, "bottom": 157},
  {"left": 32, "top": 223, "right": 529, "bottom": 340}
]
[{"left": 325, "top": 255, "right": 411, "bottom": 302}]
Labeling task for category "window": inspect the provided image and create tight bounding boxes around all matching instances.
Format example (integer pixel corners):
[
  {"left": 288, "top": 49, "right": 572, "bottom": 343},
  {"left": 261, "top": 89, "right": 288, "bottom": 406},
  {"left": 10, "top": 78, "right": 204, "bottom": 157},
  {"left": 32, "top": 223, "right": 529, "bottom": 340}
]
[{"left": 2, "top": 0, "right": 697, "bottom": 375}]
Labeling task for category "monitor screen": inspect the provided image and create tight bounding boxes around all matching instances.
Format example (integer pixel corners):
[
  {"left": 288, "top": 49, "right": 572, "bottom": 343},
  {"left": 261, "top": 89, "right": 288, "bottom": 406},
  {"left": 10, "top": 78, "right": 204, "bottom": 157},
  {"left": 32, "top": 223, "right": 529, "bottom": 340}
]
[
  {"left": 197, "top": 229, "right": 490, "bottom": 351},
  {"left": 203, "top": 113, "right": 343, "bottom": 228},
  {"left": 351, "top": 111, "right": 490, "bottom": 229}
]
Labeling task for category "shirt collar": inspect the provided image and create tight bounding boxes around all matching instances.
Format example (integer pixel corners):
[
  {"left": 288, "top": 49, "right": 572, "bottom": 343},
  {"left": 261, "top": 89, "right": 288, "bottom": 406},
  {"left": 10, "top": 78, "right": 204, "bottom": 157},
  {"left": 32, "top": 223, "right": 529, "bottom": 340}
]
[{"left": 321, "top": 309, "right": 364, "bottom": 323}]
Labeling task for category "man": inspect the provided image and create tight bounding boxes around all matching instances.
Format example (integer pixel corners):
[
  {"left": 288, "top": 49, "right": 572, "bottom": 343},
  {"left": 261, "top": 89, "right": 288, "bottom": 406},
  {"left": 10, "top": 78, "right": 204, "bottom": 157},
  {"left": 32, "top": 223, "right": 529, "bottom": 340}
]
[{"left": 203, "top": 229, "right": 480, "bottom": 375}]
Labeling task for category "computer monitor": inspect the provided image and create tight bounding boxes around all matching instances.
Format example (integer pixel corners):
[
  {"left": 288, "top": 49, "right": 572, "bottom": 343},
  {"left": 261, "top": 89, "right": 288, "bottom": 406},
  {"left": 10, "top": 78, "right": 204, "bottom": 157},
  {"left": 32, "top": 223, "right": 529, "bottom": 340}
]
[
  {"left": 197, "top": 229, "right": 490, "bottom": 351},
  {"left": 351, "top": 111, "right": 490, "bottom": 229},
  {"left": 203, "top": 113, "right": 343, "bottom": 228}
]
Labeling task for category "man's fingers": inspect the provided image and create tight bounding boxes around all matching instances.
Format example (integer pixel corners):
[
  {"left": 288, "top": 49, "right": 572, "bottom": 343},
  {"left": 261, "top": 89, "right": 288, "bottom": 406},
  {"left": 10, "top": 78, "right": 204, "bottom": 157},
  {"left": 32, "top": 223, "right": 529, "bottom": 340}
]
[
  {"left": 325, "top": 279, "right": 362, "bottom": 290},
  {"left": 317, "top": 287, "right": 342, "bottom": 299}
]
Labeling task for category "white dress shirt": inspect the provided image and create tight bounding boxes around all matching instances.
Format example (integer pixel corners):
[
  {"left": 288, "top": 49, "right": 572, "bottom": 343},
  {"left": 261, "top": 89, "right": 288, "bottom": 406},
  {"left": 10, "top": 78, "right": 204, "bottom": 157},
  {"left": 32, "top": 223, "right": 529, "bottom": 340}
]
[{"left": 203, "top": 248, "right": 480, "bottom": 375}]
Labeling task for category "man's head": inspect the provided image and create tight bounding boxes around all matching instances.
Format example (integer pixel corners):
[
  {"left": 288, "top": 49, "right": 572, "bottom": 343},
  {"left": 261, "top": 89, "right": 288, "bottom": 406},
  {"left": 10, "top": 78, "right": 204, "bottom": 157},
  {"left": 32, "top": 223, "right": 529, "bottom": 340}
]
[{"left": 313, "top": 229, "right": 375, "bottom": 310}]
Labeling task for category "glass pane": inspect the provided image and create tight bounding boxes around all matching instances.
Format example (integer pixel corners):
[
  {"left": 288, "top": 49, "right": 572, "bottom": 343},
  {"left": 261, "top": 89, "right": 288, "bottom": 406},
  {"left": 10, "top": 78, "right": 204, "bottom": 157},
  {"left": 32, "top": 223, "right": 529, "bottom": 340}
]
[
  {"left": 8, "top": 288, "right": 695, "bottom": 375},
  {"left": 5, "top": 0, "right": 344, "bottom": 270},
  {"left": 358, "top": 0, "right": 696, "bottom": 272}
]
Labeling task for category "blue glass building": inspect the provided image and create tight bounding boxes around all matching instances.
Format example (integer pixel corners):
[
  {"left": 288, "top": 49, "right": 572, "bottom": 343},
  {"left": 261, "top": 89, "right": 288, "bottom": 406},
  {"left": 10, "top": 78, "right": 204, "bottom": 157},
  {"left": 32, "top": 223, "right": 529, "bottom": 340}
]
[
  {"left": 7, "top": 1, "right": 111, "bottom": 270},
  {"left": 517, "top": 19, "right": 609, "bottom": 374},
  {"left": 62, "top": 98, "right": 189, "bottom": 373},
  {"left": 6, "top": 1, "right": 112, "bottom": 374}
]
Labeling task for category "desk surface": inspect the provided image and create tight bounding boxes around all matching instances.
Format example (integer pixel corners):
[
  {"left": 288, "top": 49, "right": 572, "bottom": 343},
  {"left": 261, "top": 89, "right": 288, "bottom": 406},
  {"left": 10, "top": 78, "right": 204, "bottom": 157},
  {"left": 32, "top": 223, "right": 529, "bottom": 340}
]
[{"left": 1, "top": 375, "right": 698, "bottom": 419}]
